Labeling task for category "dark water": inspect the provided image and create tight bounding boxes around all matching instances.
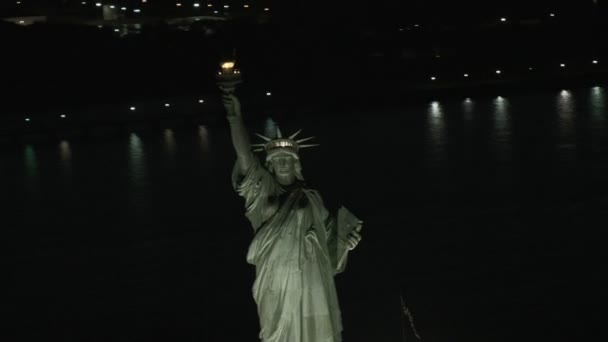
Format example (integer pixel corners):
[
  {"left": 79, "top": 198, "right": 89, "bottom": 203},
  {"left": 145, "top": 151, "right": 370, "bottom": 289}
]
[{"left": 4, "top": 86, "right": 607, "bottom": 341}]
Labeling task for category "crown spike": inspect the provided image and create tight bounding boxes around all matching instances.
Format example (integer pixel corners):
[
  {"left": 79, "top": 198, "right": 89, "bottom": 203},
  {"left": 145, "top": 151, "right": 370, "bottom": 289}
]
[
  {"left": 289, "top": 129, "right": 302, "bottom": 139},
  {"left": 251, "top": 143, "right": 266, "bottom": 147},
  {"left": 255, "top": 133, "right": 272, "bottom": 141},
  {"left": 253, "top": 148, "right": 264, "bottom": 152},
  {"left": 296, "top": 136, "right": 315, "bottom": 144},
  {"left": 276, "top": 126, "right": 283, "bottom": 138},
  {"left": 299, "top": 144, "right": 320, "bottom": 149}
]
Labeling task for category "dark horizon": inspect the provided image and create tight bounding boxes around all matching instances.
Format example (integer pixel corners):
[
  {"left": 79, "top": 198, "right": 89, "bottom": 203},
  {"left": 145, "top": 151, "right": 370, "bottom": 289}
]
[
  {"left": 2, "top": 1, "right": 606, "bottom": 19},
  {"left": 2, "top": 0, "right": 607, "bottom": 116}
]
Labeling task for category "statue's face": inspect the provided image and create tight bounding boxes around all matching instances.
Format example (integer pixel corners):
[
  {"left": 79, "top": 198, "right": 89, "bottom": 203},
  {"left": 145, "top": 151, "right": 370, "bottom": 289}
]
[{"left": 270, "top": 154, "right": 296, "bottom": 178}]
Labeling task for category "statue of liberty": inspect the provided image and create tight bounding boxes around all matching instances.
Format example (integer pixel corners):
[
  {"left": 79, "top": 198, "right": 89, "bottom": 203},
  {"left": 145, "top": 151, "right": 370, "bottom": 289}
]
[{"left": 220, "top": 78, "right": 363, "bottom": 342}]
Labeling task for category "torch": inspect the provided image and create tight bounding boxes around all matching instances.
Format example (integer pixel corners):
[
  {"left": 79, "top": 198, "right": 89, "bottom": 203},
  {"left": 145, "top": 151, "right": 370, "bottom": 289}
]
[{"left": 216, "top": 60, "right": 242, "bottom": 94}]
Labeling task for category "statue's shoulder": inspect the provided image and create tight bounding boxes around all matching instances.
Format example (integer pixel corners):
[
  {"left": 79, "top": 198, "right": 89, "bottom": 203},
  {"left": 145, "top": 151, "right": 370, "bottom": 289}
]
[
  {"left": 299, "top": 181, "right": 318, "bottom": 193},
  {"left": 301, "top": 187, "right": 324, "bottom": 203}
]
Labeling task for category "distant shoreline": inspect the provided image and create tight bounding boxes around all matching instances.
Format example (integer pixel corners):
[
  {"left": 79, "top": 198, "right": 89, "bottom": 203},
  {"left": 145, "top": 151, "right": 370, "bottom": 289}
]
[{"left": 2, "top": 68, "right": 607, "bottom": 143}]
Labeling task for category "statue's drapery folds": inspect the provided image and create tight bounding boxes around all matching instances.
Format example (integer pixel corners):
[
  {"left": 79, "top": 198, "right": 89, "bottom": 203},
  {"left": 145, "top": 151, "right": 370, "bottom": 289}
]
[{"left": 232, "top": 158, "right": 347, "bottom": 342}]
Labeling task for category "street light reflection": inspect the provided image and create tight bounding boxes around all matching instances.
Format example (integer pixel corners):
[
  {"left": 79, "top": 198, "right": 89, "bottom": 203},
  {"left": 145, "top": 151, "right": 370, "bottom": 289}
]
[
  {"left": 557, "top": 90, "right": 575, "bottom": 142},
  {"left": 198, "top": 125, "right": 210, "bottom": 153},
  {"left": 164, "top": 129, "right": 176, "bottom": 157}
]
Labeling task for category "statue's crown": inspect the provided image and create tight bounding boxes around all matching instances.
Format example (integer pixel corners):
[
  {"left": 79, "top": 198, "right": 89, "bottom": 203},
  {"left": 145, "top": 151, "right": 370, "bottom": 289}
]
[{"left": 251, "top": 121, "right": 318, "bottom": 159}]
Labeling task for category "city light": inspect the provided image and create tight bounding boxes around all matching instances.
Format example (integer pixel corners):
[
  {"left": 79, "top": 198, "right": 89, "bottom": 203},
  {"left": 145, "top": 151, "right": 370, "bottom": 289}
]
[{"left": 9, "top": 4, "right": 606, "bottom": 129}]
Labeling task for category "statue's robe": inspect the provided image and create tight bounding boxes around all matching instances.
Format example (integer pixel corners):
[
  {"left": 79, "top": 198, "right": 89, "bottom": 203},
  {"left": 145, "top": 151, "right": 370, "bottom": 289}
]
[{"left": 233, "top": 158, "right": 347, "bottom": 342}]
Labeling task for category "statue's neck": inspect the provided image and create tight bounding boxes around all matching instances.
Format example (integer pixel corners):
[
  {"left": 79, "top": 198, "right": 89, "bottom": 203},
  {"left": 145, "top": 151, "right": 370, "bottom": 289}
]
[
  {"left": 278, "top": 180, "right": 304, "bottom": 195},
  {"left": 276, "top": 174, "right": 296, "bottom": 186}
]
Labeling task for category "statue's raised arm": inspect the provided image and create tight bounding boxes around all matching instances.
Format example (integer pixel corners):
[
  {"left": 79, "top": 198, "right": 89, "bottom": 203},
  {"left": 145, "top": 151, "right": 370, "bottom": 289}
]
[{"left": 223, "top": 94, "right": 255, "bottom": 175}]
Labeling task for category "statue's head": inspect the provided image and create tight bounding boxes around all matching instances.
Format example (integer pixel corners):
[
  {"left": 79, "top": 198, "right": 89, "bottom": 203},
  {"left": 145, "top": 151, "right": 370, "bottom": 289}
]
[
  {"left": 266, "top": 150, "right": 303, "bottom": 185},
  {"left": 253, "top": 121, "right": 318, "bottom": 186}
]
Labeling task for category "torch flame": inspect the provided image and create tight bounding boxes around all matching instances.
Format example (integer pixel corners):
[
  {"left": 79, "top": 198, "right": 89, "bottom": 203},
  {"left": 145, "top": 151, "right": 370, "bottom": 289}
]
[{"left": 221, "top": 62, "right": 235, "bottom": 69}]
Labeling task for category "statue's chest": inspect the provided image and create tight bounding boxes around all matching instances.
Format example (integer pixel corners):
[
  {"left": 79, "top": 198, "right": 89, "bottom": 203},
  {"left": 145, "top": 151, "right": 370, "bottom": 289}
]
[{"left": 266, "top": 190, "right": 310, "bottom": 227}]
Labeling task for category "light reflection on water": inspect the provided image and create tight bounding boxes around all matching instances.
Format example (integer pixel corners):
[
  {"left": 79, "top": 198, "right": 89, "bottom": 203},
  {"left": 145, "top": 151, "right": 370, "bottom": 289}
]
[
  {"left": 493, "top": 96, "right": 510, "bottom": 135},
  {"left": 7, "top": 85, "right": 608, "bottom": 222},
  {"left": 463, "top": 98, "right": 474, "bottom": 121},
  {"left": 427, "top": 101, "right": 445, "bottom": 160},
  {"left": 163, "top": 129, "right": 176, "bottom": 157},
  {"left": 24, "top": 145, "right": 38, "bottom": 179},
  {"left": 590, "top": 86, "right": 606, "bottom": 124},
  {"left": 588, "top": 86, "right": 607, "bottom": 155},
  {"left": 127, "top": 133, "right": 148, "bottom": 210},
  {"left": 128, "top": 133, "right": 147, "bottom": 188},
  {"left": 58, "top": 140, "right": 73, "bottom": 182},
  {"left": 24, "top": 145, "right": 38, "bottom": 195},
  {"left": 264, "top": 118, "right": 277, "bottom": 138},
  {"left": 557, "top": 90, "right": 576, "bottom": 143},
  {"left": 59, "top": 140, "right": 71, "bottom": 163},
  {"left": 198, "top": 125, "right": 210, "bottom": 153},
  {"left": 492, "top": 96, "right": 512, "bottom": 162}
]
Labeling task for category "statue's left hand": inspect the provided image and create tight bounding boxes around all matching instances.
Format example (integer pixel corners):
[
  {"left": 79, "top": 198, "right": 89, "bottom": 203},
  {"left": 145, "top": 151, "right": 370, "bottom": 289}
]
[{"left": 347, "top": 227, "right": 362, "bottom": 251}]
